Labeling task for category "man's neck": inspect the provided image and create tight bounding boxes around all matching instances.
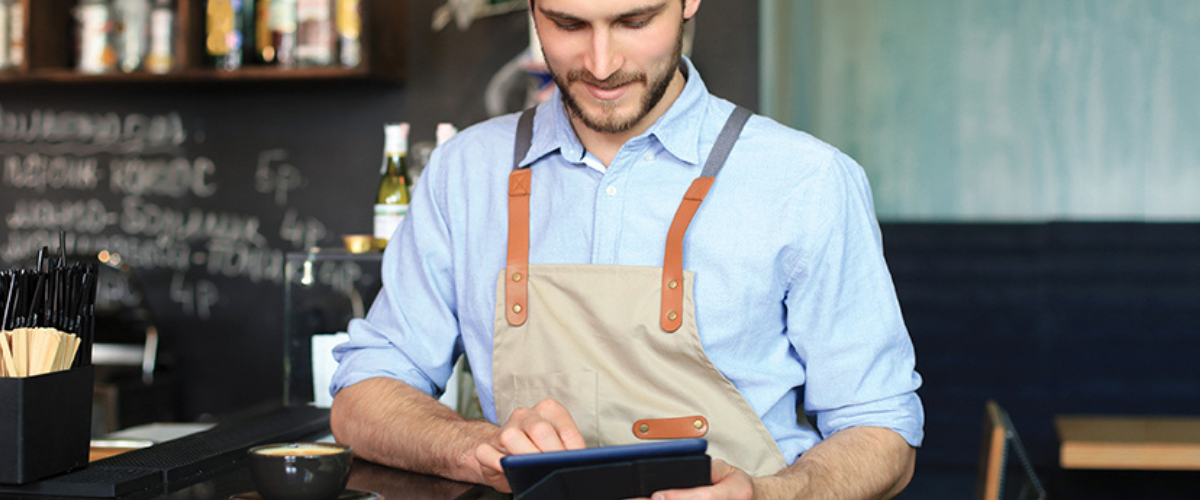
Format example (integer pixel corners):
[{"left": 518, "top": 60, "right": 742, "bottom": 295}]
[{"left": 571, "top": 67, "right": 687, "bottom": 168}]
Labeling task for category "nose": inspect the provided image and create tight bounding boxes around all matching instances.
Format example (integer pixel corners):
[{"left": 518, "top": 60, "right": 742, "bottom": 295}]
[{"left": 585, "top": 28, "right": 623, "bottom": 81}]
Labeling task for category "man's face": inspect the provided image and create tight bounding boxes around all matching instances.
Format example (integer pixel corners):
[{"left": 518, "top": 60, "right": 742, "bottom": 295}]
[{"left": 533, "top": 0, "right": 696, "bottom": 134}]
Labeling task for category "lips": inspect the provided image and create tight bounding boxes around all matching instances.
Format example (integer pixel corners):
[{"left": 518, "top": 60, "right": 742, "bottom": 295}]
[{"left": 583, "top": 81, "right": 631, "bottom": 102}]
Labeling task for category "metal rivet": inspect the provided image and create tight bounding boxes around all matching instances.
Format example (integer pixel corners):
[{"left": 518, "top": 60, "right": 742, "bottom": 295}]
[
  {"left": 639, "top": 424, "right": 650, "bottom": 434},
  {"left": 512, "top": 304, "right": 523, "bottom": 314},
  {"left": 668, "top": 280, "right": 678, "bottom": 290},
  {"left": 512, "top": 272, "right": 522, "bottom": 282},
  {"left": 693, "top": 419, "right": 704, "bottom": 430},
  {"left": 667, "top": 311, "right": 677, "bottom": 321}
]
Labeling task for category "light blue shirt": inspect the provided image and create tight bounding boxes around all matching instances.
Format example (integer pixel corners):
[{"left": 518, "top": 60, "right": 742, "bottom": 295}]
[{"left": 332, "top": 57, "right": 924, "bottom": 463}]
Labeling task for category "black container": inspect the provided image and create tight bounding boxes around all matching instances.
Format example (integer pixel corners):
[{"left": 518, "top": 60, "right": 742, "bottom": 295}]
[{"left": 0, "top": 366, "right": 95, "bottom": 484}]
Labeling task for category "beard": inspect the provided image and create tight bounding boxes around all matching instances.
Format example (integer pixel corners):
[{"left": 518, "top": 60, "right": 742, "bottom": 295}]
[{"left": 548, "top": 26, "right": 684, "bottom": 134}]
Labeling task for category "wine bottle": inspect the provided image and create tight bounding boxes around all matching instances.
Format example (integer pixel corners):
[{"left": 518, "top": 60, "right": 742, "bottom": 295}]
[
  {"left": 206, "top": 0, "right": 244, "bottom": 70},
  {"left": 335, "top": 0, "right": 360, "bottom": 67},
  {"left": 374, "top": 123, "right": 411, "bottom": 250}
]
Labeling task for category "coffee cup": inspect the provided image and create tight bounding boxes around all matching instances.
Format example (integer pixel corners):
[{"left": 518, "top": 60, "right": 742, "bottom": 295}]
[{"left": 248, "top": 442, "right": 352, "bottom": 500}]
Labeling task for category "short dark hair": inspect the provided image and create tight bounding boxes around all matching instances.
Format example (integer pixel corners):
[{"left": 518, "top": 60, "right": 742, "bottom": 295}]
[{"left": 530, "top": 0, "right": 687, "bottom": 9}]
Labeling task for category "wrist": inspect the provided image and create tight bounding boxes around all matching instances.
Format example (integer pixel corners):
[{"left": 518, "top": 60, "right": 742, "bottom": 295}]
[{"left": 446, "top": 419, "right": 498, "bottom": 484}]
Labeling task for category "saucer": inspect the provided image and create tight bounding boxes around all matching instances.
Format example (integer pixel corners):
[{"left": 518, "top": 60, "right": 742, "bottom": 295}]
[{"left": 230, "top": 490, "right": 380, "bottom": 500}]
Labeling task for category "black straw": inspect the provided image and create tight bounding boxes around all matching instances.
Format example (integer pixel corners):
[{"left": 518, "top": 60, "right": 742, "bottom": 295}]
[
  {"left": 1, "top": 273, "right": 14, "bottom": 331},
  {"left": 1, "top": 233, "right": 98, "bottom": 369}
]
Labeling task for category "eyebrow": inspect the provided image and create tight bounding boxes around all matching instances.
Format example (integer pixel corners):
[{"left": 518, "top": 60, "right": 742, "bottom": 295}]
[{"left": 538, "top": 1, "right": 670, "bottom": 24}]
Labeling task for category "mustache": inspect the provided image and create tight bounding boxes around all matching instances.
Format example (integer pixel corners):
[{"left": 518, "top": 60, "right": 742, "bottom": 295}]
[{"left": 566, "top": 69, "right": 647, "bottom": 90}]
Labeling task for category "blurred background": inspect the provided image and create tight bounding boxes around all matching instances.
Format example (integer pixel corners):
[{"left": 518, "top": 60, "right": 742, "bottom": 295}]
[{"left": 1, "top": 1, "right": 1197, "bottom": 498}]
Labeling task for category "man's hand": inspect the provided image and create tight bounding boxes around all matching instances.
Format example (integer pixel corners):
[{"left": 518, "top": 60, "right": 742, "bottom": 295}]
[
  {"left": 474, "top": 398, "right": 587, "bottom": 492},
  {"left": 629, "top": 459, "right": 753, "bottom": 500}
]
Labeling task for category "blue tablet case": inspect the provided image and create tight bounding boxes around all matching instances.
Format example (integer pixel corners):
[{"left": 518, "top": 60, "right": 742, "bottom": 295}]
[{"left": 501, "top": 439, "right": 711, "bottom": 500}]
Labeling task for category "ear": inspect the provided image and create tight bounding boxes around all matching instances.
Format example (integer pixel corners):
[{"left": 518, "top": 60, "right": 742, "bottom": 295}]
[{"left": 683, "top": 0, "right": 701, "bottom": 20}]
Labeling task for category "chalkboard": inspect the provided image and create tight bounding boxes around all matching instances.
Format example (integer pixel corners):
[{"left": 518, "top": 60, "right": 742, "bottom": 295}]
[{"left": 0, "top": 0, "right": 760, "bottom": 420}]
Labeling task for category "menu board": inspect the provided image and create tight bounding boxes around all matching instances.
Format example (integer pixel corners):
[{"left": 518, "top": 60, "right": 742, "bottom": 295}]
[{"left": 0, "top": 86, "right": 389, "bottom": 419}]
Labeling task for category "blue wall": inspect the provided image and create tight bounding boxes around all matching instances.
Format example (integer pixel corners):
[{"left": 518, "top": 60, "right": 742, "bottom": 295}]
[{"left": 762, "top": 0, "right": 1200, "bottom": 220}]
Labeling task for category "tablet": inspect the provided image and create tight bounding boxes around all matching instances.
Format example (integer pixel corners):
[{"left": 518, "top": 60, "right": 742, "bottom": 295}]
[{"left": 501, "top": 439, "right": 709, "bottom": 497}]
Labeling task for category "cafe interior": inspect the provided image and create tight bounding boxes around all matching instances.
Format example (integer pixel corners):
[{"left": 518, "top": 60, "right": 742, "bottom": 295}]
[{"left": 0, "top": 1, "right": 1197, "bottom": 499}]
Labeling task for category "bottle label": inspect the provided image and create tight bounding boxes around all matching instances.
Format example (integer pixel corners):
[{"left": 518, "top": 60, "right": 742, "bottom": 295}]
[
  {"left": 270, "top": 0, "right": 298, "bottom": 32},
  {"left": 374, "top": 204, "right": 408, "bottom": 240}
]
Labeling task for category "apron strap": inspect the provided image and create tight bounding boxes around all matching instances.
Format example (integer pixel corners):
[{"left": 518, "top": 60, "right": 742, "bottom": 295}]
[
  {"left": 661, "top": 106, "right": 752, "bottom": 332},
  {"left": 506, "top": 107, "right": 537, "bottom": 326}
]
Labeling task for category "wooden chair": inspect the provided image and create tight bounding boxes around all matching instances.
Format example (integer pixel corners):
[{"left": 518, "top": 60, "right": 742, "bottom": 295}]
[{"left": 976, "top": 400, "right": 1047, "bottom": 500}]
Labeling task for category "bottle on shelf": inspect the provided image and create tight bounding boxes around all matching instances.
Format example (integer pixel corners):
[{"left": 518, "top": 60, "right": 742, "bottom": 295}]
[
  {"left": 334, "top": 0, "right": 359, "bottom": 67},
  {"left": 145, "top": 0, "right": 175, "bottom": 74},
  {"left": 7, "top": 0, "right": 22, "bottom": 69},
  {"left": 75, "top": 0, "right": 118, "bottom": 74},
  {"left": 295, "top": 0, "right": 334, "bottom": 67},
  {"left": 206, "top": 0, "right": 250, "bottom": 70},
  {"left": 255, "top": 0, "right": 297, "bottom": 67},
  {"left": 0, "top": 0, "right": 11, "bottom": 71},
  {"left": 115, "top": 0, "right": 152, "bottom": 73},
  {"left": 374, "top": 123, "right": 410, "bottom": 250}
]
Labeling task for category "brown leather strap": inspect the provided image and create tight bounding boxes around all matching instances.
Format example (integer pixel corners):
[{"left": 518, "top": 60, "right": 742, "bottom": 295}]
[
  {"left": 506, "top": 107, "right": 537, "bottom": 327},
  {"left": 506, "top": 169, "right": 531, "bottom": 326},
  {"left": 660, "top": 107, "right": 751, "bottom": 333},
  {"left": 661, "top": 178, "right": 713, "bottom": 332},
  {"left": 632, "top": 415, "right": 709, "bottom": 439}
]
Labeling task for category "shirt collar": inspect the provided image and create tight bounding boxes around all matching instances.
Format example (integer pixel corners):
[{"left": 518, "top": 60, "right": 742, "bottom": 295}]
[{"left": 517, "top": 56, "right": 710, "bottom": 169}]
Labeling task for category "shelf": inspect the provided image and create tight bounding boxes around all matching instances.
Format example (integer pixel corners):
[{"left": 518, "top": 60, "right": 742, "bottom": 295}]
[
  {"left": 0, "top": 65, "right": 379, "bottom": 85},
  {"left": 5, "top": 0, "right": 404, "bottom": 85}
]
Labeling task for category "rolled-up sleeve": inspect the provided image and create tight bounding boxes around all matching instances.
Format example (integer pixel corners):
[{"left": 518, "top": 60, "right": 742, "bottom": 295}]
[
  {"left": 785, "top": 151, "right": 925, "bottom": 447},
  {"left": 330, "top": 148, "right": 462, "bottom": 399}
]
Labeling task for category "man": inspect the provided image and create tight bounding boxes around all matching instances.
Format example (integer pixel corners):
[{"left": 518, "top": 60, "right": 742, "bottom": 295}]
[{"left": 330, "top": 0, "right": 924, "bottom": 498}]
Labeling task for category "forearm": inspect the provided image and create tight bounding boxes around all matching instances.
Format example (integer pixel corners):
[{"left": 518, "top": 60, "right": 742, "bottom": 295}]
[
  {"left": 754, "top": 427, "right": 915, "bottom": 500},
  {"left": 330, "top": 377, "right": 498, "bottom": 484}
]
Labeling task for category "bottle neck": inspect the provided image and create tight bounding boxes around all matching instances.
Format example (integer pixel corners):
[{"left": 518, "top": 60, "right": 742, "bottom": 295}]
[{"left": 384, "top": 153, "right": 406, "bottom": 175}]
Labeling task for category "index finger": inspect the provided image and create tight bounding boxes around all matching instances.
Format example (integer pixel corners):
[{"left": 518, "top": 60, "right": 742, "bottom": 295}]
[{"left": 531, "top": 398, "right": 587, "bottom": 450}]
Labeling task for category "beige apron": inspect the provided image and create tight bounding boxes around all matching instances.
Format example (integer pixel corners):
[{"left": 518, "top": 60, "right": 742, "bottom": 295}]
[{"left": 492, "top": 107, "right": 788, "bottom": 477}]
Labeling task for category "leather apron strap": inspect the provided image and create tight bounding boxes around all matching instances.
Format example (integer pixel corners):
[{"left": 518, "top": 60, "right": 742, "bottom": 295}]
[
  {"left": 505, "top": 106, "right": 753, "bottom": 330},
  {"left": 661, "top": 106, "right": 751, "bottom": 332},
  {"left": 505, "top": 108, "right": 537, "bottom": 327}
]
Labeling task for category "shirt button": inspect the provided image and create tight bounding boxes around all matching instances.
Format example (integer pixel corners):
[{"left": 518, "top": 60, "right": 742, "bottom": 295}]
[
  {"left": 605, "top": 186, "right": 617, "bottom": 196},
  {"left": 645, "top": 154, "right": 656, "bottom": 161}
]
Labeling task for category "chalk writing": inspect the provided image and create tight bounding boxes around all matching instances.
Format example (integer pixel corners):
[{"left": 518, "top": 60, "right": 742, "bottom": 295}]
[
  {"left": 279, "top": 209, "right": 327, "bottom": 251},
  {"left": 0, "top": 103, "right": 186, "bottom": 155},
  {"left": 6, "top": 198, "right": 115, "bottom": 234},
  {"left": 120, "top": 197, "right": 269, "bottom": 247},
  {"left": 4, "top": 153, "right": 101, "bottom": 192},
  {"left": 255, "top": 149, "right": 304, "bottom": 206},
  {"left": 109, "top": 156, "right": 217, "bottom": 198},
  {"left": 171, "top": 272, "right": 219, "bottom": 320},
  {"left": 0, "top": 104, "right": 361, "bottom": 320}
]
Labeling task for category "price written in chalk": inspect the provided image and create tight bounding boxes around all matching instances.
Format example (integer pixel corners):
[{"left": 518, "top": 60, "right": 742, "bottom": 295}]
[
  {"left": 255, "top": 149, "right": 304, "bottom": 207},
  {"left": 170, "top": 272, "right": 219, "bottom": 320}
]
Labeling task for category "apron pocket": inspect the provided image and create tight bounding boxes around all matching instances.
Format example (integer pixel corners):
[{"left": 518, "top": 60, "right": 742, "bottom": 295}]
[{"left": 511, "top": 371, "right": 599, "bottom": 448}]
